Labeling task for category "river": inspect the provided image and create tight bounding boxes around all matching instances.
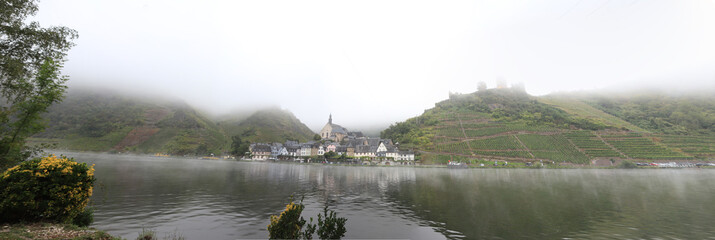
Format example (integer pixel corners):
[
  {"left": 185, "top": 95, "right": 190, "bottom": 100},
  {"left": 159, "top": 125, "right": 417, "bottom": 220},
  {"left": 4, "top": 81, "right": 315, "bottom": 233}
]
[{"left": 57, "top": 151, "right": 715, "bottom": 239}]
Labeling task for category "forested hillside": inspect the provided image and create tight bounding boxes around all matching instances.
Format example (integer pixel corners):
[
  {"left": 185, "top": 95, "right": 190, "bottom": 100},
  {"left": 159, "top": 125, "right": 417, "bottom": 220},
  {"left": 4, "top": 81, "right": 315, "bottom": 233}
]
[
  {"left": 218, "top": 107, "right": 316, "bottom": 143},
  {"left": 30, "top": 89, "right": 314, "bottom": 156},
  {"left": 578, "top": 91, "right": 715, "bottom": 135},
  {"left": 382, "top": 88, "right": 714, "bottom": 164}
]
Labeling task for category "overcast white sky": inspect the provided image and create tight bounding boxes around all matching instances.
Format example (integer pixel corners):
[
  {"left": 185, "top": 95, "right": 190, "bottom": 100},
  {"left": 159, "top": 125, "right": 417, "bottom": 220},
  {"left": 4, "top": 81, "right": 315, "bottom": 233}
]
[{"left": 34, "top": 0, "right": 715, "bottom": 131}]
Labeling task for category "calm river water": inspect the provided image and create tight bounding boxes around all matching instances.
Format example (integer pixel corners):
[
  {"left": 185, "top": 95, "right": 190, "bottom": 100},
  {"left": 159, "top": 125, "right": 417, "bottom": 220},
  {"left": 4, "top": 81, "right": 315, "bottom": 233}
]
[{"left": 58, "top": 151, "right": 715, "bottom": 239}]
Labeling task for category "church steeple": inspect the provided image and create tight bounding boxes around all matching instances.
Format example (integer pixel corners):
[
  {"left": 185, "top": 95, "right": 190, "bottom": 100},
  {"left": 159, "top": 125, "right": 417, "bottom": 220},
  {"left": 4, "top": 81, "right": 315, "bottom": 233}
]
[{"left": 329, "top": 114, "right": 332, "bottom": 124}]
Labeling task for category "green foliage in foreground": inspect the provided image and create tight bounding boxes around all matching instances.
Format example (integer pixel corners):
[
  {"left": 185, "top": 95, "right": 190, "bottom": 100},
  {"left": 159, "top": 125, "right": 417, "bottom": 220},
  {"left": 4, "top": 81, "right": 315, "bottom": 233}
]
[
  {"left": 0, "top": 155, "right": 95, "bottom": 226},
  {"left": 267, "top": 198, "right": 347, "bottom": 240},
  {"left": 314, "top": 205, "right": 348, "bottom": 240},
  {"left": 0, "top": 0, "right": 76, "bottom": 169}
]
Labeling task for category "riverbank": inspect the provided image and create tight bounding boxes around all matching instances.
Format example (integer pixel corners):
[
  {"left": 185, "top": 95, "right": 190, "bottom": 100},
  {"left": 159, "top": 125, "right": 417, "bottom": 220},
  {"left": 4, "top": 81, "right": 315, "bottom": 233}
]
[
  {"left": 0, "top": 223, "right": 119, "bottom": 240},
  {"left": 48, "top": 150, "right": 714, "bottom": 170}
]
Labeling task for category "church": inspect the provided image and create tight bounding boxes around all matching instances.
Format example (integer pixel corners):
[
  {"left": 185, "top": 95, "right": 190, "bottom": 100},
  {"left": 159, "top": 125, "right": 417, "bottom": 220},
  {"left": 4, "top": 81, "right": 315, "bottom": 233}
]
[
  {"left": 319, "top": 114, "right": 360, "bottom": 142},
  {"left": 250, "top": 114, "right": 415, "bottom": 163}
]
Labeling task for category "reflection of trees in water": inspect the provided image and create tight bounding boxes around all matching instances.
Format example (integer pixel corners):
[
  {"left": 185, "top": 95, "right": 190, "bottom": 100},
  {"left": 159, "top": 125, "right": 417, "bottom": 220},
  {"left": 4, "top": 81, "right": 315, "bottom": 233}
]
[
  {"left": 90, "top": 157, "right": 419, "bottom": 222},
  {"left": 77, "top": 152, "right": 715, "bottom": 239},
  {"left": 383, "top": 169, "right": 715, "bottom": 239}
]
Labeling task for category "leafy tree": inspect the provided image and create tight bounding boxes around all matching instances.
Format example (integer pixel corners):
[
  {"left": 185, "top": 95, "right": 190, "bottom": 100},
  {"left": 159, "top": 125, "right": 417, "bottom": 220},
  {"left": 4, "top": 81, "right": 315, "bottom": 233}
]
[
  {"left": 313, "top": 134, "right": 321, "bottom": 141},
  {"left": 323, "top": 151, "right": 337, "bottom": 159},
  {"left": 381, "top": 111, "right": 437, "bottom": 149},
  {"left": 230, "top": 135, "right": 249, "bottom": 156},
  {"left": 1, "top": 1, "right": 77, "bottom": 169}
]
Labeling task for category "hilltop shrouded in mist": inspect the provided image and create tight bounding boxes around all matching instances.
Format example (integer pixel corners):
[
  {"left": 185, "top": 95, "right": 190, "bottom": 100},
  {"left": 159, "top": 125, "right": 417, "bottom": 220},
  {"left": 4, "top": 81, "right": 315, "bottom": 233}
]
[
  {"left": 381, "top": 86, "right": 713, "bottom": 165},
  {"left": 33, "top": 89, "right": 316, "bottom": 155},
  {"left": 32, "top": 0, "right": 715, "bottom": 130}
]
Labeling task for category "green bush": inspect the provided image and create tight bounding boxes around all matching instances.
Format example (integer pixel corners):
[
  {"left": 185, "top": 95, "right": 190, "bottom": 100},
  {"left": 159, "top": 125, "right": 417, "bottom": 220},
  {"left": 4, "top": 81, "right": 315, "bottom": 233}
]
[
  {"left": 315, "top": 206, "right": 347, "bottom": 240},
  {"left": 267, "top": 199, "right": 348, "bottom": 240},
  {"left": 0, "top": 155, "right": 96, "bottom": 224},
  {"left": 267, "top": 201, "right": 308, "bottom": 239},
  {"left": 72, "top": 207, "right": 94, "bottom": 227},
  {"left": 136, "top": 228, "right": 156, "bottom": 240}
]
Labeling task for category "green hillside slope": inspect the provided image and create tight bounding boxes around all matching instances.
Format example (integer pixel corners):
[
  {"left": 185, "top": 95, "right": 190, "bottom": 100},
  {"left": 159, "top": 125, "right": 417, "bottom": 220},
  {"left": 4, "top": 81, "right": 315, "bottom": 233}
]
[
  {"left": 30, "top": 90, "right": 227, "bottom": 155},
  {"left": 578, "top": 91, "right": 715, "bottom": 135},
  {"left": 218, "top": 107, "right": 315, "bottom": 143},
  {"left": 382, "top": 88, "right": 712, "bottom": 165},
  {"left": 539, "top": 95, "right": 648, "bottom": 132},
  {"left": 29, "top": 90, "right": 316, "bottom": 155}
]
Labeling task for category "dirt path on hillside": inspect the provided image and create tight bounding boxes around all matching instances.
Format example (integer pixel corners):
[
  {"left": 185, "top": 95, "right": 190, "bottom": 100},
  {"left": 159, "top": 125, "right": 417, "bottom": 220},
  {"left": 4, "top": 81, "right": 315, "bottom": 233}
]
[
  {"left": 513, "top": 135, "right": 536, "bottom": 159},
  {"left": 457, "top": 116, "right": 475, "bottom": 155},
  {"left": 594, "top": 132, "right": 629, "bottom": 159}
]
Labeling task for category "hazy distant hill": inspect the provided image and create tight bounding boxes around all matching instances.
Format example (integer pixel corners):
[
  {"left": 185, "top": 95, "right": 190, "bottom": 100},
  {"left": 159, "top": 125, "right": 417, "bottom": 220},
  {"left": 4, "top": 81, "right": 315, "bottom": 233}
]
[
  {"left": 30, "top": 90, "right": 226, "bottom": 155},
  {"left": 218, "top": 107, "right": 316, "bottom": 143},
  {"left": 31, "top": 90, "right": 315, "bottom": 155},
  {"left": 577, "top": 91, "right": 714, "bottom": 135},
  {"left": 381, "top": 88, "right": 714, "bottom": 164}
]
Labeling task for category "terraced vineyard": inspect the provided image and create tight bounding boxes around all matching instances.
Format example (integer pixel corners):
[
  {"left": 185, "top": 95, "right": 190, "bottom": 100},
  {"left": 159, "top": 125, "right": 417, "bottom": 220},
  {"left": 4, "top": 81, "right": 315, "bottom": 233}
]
[
  {"left": 436, "top": 127, "right": 465, "bottom": 138},
  {"left": 435, "top": 141, "right": 472, "bottom": 155},
  {"left": 518, "top": 134, "right": 590, "bottom": 164},
  {"left": 469, "top": 136, "right": 523, "bottom": 150},
  {"left": 426, "top": 109, "right": 708, "bottom": 164},
  {"left": 385, "top": 89, "right": 714, "bottom": 165},
  {"left": 656, "top": 135, "right": 715, "bottom": 158},
  {"left": 564, "top": 131, "right": 623, "bottom": 158},
  {"left": 599, "top": 133, "right": 693, "bottom": 160},
  {"left": 430, "top": 110, "right": 572, "bottom": 162}
]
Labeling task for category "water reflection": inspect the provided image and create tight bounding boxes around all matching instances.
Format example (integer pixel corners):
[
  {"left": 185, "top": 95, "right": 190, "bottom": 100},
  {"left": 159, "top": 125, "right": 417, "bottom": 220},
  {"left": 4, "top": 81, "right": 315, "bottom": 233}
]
[{"left": 58, "top": 152, "right": 715, "bottom": 240}]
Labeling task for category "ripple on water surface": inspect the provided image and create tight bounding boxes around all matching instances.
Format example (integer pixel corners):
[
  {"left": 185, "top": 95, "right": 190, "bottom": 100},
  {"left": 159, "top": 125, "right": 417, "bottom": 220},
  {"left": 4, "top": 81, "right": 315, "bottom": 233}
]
[{"left": 57, "top": 152, "right": 715, "bottom": 240}]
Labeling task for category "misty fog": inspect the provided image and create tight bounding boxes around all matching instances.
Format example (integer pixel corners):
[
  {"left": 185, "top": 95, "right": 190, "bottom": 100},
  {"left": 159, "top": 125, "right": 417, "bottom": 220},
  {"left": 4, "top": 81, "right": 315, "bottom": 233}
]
[{"left": 32, "top": 0, "right": 715, "bottom": 131}]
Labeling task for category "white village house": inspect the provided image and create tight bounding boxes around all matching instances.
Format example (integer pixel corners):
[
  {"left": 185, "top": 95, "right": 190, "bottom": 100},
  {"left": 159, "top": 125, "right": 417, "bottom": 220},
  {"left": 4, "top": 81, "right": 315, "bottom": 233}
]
[{"left": 249, "top": 115, "right": 415, "bottom": 164}]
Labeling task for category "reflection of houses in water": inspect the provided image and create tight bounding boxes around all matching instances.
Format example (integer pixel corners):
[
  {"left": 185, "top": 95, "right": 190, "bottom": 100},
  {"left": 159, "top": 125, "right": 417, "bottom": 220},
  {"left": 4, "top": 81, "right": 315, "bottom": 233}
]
[
  {"left": 239, "top": 162, "right": 418, "bottom": 200},
  {"left": 310, "top": 167, "right": 418, "bottom": 197}
]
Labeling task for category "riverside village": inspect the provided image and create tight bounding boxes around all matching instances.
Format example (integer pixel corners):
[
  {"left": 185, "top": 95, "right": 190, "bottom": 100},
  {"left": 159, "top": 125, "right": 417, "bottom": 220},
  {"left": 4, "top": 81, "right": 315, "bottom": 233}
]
[{"left": 248, "top": 115, "right": 415, "bottom": 165}]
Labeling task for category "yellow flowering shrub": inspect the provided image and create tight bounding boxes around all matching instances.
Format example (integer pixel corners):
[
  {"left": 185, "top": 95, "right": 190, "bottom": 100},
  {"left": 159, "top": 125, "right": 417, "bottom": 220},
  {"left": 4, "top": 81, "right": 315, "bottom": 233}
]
[
  {"left": 267, "top": 201, "right": 308, "bottom": 239},
  {"left": 0, "top": 154, "right": 96, "bottom": 224}
]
